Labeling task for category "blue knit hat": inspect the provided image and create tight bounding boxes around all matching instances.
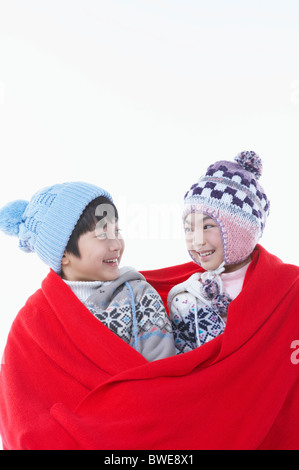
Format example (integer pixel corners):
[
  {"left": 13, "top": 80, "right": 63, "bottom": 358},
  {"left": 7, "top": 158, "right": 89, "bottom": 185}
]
[{"left": 0, "top": 182, "right": 113, "bottom": 272}]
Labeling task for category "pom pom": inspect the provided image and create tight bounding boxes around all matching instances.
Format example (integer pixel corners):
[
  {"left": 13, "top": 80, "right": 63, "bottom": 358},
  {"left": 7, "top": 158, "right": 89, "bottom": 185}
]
[
  {"left": 211, "top": 293, "right": 232, "bottom": 318},
  {"left": 201, "top": 278, "right": 220, "bottom": 300},
  {"left": 234, "top": 150, "right": 263, "bottom": 179},
  {"left": 0, "top": 200, "right": 28, "bottom": 236}
]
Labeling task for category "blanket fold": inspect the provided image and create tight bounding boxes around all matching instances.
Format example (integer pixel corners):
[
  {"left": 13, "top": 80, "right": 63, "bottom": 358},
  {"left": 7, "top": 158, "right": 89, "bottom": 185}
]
[{"left": 1, "top": 245, "right": 299, "bottom": 450}]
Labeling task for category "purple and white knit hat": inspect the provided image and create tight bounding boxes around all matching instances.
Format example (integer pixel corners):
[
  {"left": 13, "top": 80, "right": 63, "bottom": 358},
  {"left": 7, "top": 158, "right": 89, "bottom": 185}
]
[{"left": 183, "top": 151, "right": 270, "bottom": 266}]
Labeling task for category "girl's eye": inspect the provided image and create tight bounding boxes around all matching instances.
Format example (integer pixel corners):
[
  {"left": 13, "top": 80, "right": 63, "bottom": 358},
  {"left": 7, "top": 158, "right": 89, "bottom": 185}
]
[{"left": 204, "top": 224, "right": 214, "bottom": 230}]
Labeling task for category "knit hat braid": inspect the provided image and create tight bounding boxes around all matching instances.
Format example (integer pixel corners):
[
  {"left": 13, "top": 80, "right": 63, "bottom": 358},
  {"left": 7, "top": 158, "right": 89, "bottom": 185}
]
[
  {"left": 0, "top": 182, "right": 113, "bottom": 272},
  {"left": 183, "top": 151, "right": 270, "bottom": 266}
]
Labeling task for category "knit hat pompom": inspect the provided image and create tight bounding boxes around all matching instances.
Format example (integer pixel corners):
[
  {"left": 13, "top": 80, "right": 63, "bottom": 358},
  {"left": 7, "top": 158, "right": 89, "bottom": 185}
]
[
  {"left": 234, "top": 150, "right": 263, "bottom": 180},
  {"left": 0, "top": 200, "right": 28, "bottom": 236}
]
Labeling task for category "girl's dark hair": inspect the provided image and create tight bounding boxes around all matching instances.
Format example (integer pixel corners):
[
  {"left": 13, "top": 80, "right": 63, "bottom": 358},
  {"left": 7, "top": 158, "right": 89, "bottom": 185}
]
[{"left": 65, "top": 196, "right": 118, "bottom": 257}]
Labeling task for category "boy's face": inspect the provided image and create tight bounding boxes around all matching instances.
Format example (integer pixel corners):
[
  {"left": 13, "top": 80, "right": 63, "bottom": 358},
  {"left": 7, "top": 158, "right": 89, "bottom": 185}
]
[
  {"left": 62, "top": 221, "right": 124, "bottom": 282},
  {"left": 184, "top": 212, "right": 224, "bottom": 271}
]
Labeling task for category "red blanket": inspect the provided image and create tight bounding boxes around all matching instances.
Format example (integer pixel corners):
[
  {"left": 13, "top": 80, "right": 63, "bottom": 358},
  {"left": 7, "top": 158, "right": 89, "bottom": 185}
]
[{"left": 1, "top": 245, "right": 299, "bottom": 450}]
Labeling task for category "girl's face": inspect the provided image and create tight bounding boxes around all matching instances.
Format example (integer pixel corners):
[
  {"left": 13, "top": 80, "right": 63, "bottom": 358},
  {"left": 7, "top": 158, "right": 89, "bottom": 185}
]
[
  {"left": 62, "top": 221, "right": 125, "bottom": 281},
  {"left": 184, "top": 212, "right": 224, "bottom": 271}
]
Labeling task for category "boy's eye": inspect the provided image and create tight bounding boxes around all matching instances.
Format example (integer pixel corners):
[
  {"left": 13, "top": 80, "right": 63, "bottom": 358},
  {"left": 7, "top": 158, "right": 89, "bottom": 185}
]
[
  {"left": 96, "top": 232, "right": 107, "bottom": 239},
  {"left": 96, "top": 228, "right": 122, "bottom": 239}
]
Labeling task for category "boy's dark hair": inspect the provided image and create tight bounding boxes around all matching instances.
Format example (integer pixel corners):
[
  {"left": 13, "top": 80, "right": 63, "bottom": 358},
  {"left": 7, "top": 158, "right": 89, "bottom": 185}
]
[{"left": 65, "top": 196, "right": 118, "bottom": 258}]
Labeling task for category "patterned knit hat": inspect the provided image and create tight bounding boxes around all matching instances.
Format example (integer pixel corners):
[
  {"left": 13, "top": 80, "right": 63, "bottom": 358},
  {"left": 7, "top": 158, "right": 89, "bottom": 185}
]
[
  {"left": 0, "top": 182, "right": 113, "bottom": 272},
  {"left": 183, "top": 151, "right": 270, "bottom": 266}
]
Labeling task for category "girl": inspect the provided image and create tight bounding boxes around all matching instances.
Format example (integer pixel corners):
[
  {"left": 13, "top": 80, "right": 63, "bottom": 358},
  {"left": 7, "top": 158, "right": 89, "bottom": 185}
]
[{"left": 168, "top": 151, "right": 271, "bottom": 353}]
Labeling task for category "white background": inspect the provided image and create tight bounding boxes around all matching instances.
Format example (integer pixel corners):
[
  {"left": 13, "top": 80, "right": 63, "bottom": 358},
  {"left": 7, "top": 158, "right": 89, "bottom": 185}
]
[{"left": 1, "top": 0, "right": 299, "bottom": 359}]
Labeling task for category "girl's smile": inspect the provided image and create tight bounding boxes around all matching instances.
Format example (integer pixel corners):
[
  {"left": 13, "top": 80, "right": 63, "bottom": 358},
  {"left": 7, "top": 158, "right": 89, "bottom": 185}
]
[{"left": 198, "top": 249, "right": 216, "bottom": 259}]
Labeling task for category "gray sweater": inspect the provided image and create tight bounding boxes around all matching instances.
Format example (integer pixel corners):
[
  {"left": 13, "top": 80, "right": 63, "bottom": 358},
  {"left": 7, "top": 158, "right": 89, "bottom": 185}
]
[{"left": 65, "top": 266, "right": 175, "bottom": 362}]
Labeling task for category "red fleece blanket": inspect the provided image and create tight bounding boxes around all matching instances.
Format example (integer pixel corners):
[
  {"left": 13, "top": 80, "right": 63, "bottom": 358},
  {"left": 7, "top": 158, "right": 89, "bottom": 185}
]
[{"left": 0, "top": 245, "right": 299, "bottom": 450}]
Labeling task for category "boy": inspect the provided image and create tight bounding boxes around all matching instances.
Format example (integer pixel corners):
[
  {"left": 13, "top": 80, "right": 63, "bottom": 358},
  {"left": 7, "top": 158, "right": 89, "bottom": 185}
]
[{"left": 0, "top": 182, "right": 174, "bottom": 449}]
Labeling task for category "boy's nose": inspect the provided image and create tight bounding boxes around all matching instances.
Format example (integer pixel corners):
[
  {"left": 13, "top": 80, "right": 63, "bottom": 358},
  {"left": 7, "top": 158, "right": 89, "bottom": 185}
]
[{"left": 108, "top": 236, "right": 122, "bottom": 251}]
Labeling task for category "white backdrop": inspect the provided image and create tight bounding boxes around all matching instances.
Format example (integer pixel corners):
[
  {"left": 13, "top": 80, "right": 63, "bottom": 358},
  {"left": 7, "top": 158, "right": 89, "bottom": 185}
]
[{"left": 1, "top": 0, "right": 299, "bottom": 360}]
